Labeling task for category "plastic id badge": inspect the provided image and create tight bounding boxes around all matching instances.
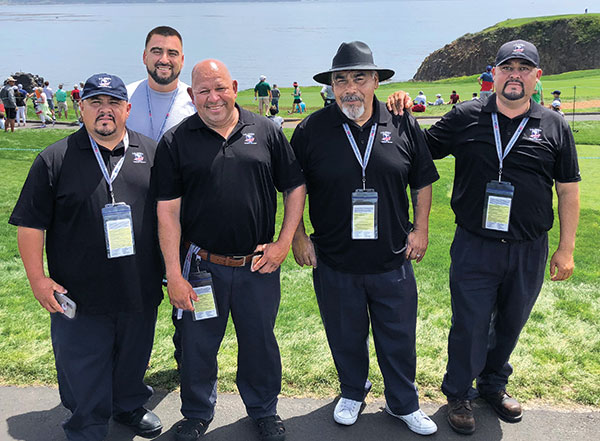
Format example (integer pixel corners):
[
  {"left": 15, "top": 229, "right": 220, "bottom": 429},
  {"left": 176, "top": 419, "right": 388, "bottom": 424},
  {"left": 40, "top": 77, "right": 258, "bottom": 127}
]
[
  {"left": 351, "top": 189, "right": 378, "bottom": 240},
  {"left": 482, "top": 181, "right": 515, "bottom": 232},
  {"left": 101, "top": 203, "right": 135, "bottom": 258},
  {"left": 190, "top": 271, "right": 218, "bottom": 321}
]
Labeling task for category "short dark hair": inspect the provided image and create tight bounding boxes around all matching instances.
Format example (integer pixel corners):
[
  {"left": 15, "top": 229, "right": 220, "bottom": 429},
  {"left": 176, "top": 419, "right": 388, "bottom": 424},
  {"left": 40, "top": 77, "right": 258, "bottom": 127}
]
[{"left": 145, "top": 26, "right": 182, "bottom": 48}]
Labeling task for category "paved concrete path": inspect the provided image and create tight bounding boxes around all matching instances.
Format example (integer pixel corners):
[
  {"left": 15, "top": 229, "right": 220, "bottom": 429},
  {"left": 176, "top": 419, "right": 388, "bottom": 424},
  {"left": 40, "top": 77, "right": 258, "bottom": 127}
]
[{"left": 1, "top": 386, "right": 598, "bottom": 441}]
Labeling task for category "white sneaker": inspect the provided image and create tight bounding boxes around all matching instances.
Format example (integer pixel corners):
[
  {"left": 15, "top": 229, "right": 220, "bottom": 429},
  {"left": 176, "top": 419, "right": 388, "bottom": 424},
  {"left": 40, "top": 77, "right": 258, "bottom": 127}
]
[
  {"left": 333, "top": 379, "right": 372, "bottom": 426},
  {"left": 385, "top": 405, "right": 437, "bottom": 435},
  {"left": 334, "top": 397, "right": 362, "bottom": 425}
]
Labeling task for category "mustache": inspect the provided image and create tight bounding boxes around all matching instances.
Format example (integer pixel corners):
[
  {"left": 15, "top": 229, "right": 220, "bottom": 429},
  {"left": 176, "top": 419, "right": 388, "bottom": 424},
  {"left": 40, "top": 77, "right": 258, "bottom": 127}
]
[
  {"left": 502, "top": 79, "right": 524, "bottom": 90},
  {"left": 95, "top": 113, "right": 115, "bottom": 123},
  {"left": 341, "top": 94, "right": 363, "bottom": 103}
]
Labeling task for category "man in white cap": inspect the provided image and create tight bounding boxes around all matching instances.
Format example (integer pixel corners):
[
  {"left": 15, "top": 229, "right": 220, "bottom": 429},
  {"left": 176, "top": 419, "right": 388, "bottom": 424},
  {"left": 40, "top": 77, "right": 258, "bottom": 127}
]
[{"left": 254, "top": 74, "right": 272, "bottom": 116}]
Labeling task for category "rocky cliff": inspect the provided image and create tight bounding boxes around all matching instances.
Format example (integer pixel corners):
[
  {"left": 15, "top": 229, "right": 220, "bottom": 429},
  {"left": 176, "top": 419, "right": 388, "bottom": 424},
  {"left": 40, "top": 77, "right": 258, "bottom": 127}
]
[{"left": 413, "top": 14, "right": 600, "bottom": 81}]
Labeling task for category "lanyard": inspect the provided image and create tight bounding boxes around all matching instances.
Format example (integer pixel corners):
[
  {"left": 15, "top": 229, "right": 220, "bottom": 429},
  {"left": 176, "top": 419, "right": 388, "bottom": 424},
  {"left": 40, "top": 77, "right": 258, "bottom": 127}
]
[
  {"left": 89, "top": 132, "right": 129, "bottom": 204},
  {"left": 491, "top": 112, "right": 529, "bottom": 182},
  {"left": 342, "top": 122, "right": 378, "bottom": 190},
  {"left": 146, "top": 82, "right": 177, "bottom": 141}
]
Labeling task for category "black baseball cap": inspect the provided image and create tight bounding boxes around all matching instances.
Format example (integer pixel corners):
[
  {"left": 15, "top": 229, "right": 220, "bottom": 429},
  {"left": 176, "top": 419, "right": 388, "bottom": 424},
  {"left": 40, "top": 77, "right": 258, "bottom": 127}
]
[
  {"left": 495, "top": 40, "right": 539, "bottom": 67},
  {"left": 81, "top": 73, "right": 128, "bottom": 101}
]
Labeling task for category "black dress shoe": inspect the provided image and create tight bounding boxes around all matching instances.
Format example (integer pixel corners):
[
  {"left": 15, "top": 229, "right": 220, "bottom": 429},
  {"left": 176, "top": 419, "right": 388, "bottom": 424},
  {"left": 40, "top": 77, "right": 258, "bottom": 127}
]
[
  {"left": 113, "top": 407, "right": 163, "bottom": 438},
  {"left": 480, "top": 389, "right": 523, "bottom": 422}
]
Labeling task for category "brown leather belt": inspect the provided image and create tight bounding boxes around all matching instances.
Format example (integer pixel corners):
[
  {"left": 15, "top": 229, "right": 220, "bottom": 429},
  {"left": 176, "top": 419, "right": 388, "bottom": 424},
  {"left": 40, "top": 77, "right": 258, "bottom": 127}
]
[{"left": 185, "top": 242, "right": 258, "bottom": 267}]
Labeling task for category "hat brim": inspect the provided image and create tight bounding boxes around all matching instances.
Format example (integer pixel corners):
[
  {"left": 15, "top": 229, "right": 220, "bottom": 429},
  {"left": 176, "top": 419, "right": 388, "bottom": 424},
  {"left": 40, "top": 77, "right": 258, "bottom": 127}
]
[
  {"left": 81, "top": 90, "right": 128, "bottom": 102},
  {"left": 313, "top": 66, "right": 395, "bottom": 85},
  {"left": 495, "top": 53, "right": 538, "bottom": 67}
]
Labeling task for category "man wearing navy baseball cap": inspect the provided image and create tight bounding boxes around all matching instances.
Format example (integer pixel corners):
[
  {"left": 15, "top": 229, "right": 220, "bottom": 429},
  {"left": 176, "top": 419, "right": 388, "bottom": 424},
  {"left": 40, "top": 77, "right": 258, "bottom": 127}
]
[
  {"left": 389, "top": 38, "right": 581, "bottom": 435},
  {"left": 10, "top": 73, "right": 164, "bottom": 440}
]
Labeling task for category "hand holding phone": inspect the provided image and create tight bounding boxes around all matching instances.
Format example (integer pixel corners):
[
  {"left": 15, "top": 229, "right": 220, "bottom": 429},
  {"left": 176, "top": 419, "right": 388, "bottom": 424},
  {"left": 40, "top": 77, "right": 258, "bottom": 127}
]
[{"left": 53, "top": 291, "right": 77, "bottom": 319}]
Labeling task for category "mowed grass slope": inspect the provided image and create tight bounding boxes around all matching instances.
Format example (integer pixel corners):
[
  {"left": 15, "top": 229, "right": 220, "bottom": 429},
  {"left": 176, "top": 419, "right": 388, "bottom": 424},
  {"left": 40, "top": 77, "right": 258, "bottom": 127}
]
[
  {"left": 237, "top": 69, "right": 600, "bottom": 116},
  {"left": 0, "top": 125, "right": 598, "bottom": 406}
]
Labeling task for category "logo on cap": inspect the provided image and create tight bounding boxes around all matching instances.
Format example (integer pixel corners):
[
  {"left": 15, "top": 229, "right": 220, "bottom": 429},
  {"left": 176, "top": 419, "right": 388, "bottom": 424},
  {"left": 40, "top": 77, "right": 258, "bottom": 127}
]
[
  {"left": 98, "top": 77, "right": 112, "bottom": 88},
  {"left": 512, "top": 43, "right": 525, "bottom": 54}
]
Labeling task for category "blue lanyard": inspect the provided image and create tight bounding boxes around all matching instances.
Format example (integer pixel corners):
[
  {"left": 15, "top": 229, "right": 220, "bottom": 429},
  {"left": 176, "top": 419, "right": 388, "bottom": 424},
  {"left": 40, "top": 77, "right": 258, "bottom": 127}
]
[
  {"left": 89, "top": 133, "right": 129, "bottom": 204},
  {"left": 342, "top": 123, "right": 378, "bottom": 190},
  {"left": 146, "top": 82, "right": 178, "bottom": 141},
  {"left": 491, "top": 112, "right": 529, "bottom": 182}
]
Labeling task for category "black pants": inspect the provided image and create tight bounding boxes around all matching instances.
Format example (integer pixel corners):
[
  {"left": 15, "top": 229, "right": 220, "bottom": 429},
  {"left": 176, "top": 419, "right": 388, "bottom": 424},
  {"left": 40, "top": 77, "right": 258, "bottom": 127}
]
[
  {"left": 442, "top": 226, "right": 548, "bottom": 401},
  {"left": 177, "top": 258, "right": 282, "bottom": 421},
  {"left": 313, "top": 258, "right": 420, "bottom": 415},
  {"left": 51, "top": 307, "right": 157, "bottom": 441}
]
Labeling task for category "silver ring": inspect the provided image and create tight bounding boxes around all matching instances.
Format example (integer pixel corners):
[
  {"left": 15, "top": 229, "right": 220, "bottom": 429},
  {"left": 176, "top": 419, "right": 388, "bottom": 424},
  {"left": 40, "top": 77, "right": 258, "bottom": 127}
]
[{"left": 416, "top": 254, "right": 421, "bottom": 257}]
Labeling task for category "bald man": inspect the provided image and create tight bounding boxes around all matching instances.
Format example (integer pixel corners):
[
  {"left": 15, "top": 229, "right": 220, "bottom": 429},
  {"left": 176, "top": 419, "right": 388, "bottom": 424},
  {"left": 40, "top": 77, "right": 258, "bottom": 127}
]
[{"left": 153, "top": 60, "right": 306, "bottom": 441}]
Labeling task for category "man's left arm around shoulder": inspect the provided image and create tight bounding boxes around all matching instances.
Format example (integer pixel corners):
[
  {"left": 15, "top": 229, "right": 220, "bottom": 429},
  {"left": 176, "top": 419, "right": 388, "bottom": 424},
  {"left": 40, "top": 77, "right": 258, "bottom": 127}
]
[
  {"left": 406, "top": 184, "right": 433, "bottom": 264},
  {"left": 549, "top": 181, "right": 580, "bottom": 281},
  {"left": 252, "top": 184, "right": 307, "bottom": 274}
]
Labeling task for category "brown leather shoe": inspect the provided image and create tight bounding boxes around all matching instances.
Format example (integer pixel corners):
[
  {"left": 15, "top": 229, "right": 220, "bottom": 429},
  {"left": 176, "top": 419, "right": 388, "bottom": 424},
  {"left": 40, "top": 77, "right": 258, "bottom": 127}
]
[
  {"left": 480, "top": 389, "right": 523, "bottom": 422},
  {"left": 447, "top": 400, "right": 475, "bottom": 435}
]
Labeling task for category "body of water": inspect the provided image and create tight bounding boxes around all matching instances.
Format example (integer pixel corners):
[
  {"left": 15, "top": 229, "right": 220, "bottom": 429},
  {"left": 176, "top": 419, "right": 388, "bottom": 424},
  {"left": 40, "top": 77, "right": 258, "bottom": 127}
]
[{"left": 0, "top": 0, "right": 595, "bottom": 90}]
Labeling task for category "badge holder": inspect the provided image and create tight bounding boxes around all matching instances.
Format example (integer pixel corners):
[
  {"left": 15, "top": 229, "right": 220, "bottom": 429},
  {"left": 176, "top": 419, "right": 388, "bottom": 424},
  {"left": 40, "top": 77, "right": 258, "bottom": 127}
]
[
  {"left": 351, "top": 189, "right": 378, "bottom": 240},
  {"left": 189, "top": 270, "right": 218, "bottom": 321},
  {"left": 482, "top": 181, "right": 514, "bottom": 232},
  {"left": 102, "top": 202, "right": 135, "bottom": 258}
]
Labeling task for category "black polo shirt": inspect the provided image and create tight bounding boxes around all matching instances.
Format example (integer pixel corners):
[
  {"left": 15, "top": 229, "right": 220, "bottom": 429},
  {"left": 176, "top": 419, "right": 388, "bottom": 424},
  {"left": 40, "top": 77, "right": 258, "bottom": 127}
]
[
  {"left": 153, "top": 105, "right": 305, "bottom": 256},
  {"left": 425, "top": 94, "right": 581, "bottom": 241},
  {"left": 9, "top": 128, "right": 163, "bottom": 314},
  {"left": 291, "top": 98, "right": 439, "bottom": 274}
]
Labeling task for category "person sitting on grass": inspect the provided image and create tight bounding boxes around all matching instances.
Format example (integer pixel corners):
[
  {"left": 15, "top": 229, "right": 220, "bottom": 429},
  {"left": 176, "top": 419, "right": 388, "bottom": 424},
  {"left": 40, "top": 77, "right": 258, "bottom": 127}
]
[
  {"left": 428, "top": 94, "right": 444, "bottom": 106},
  {"left": 412, "top": 90, "right": 427, "bottom": 112},
  {"left": 267, "top": 105, "right": 284, "bottom": 129},
  {"left": 449, "top": 90, "right": 460, "bottom": 104}
]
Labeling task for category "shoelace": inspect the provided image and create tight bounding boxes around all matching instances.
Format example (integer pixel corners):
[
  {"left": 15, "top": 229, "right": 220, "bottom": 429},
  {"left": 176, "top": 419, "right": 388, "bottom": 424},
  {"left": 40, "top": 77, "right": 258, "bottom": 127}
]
[{"left": 339, "top": 398, "right": 360, "bottom": 414}]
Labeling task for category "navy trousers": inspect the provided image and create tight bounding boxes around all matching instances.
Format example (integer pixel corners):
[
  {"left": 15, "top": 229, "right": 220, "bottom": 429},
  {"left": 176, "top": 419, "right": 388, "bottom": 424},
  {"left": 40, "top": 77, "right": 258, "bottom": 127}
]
[
  {"left": 177, "top": 258, "right": 282, "bottom": 421},
  {"left": 442, "top": 226, "right": 548, "bottom": 401},
  {"left": 313, "top": 258, "right": 420, "bottom": 415},
  {"left": 51, "top": 307, "right": 157, "bottom": 441}
]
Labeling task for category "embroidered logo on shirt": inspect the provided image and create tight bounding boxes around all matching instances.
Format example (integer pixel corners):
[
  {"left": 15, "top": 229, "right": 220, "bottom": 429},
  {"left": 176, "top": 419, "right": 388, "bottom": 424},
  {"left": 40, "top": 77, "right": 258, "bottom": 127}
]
[
  {"left": 528, "top": 128, "right": 542, "bottom": 140},
  {"left": 380, "top": 131, "right": 393, "bottom": 144},
  {"left": 132, "top": 152, "right": 146, "bottom": 164},
  {"left": 243, "top": 133, "right": 257, "bottom": 144}
]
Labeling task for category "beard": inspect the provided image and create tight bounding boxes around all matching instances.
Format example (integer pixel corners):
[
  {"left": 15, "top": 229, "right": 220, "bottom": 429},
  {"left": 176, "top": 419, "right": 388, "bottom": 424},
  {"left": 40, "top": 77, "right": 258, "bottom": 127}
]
[
  {"left": 147, "top": 63, "right": 180, "bottom": 85},
  {"left": 94, "top": 114, "right": 116, "bottom": 137},
  {"left": 340, "top": 94, "right": 365, "bottom": 120},
  {"left": 501, "top": 80, "right": 525, "bottom": 101}
]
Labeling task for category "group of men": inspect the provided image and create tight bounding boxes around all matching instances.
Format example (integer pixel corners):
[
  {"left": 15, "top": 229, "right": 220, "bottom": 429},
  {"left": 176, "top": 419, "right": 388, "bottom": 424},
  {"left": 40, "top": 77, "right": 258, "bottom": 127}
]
[{"left": 10, "top": 27, "right": 580, "bottom": 441}]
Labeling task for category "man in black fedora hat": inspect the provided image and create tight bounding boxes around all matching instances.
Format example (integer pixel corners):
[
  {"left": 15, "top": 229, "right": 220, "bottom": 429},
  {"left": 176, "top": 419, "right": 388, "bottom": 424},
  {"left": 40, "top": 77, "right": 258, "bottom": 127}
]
[{"left": 290, "top": 41, "right": 439, "bottom": 436}]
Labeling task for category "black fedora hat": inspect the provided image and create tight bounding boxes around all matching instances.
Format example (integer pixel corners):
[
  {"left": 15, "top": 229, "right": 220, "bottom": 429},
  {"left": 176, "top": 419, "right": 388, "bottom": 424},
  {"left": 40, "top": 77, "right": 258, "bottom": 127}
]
[{"left": 313, "top": 41, "right": 395, "bottom": 85}]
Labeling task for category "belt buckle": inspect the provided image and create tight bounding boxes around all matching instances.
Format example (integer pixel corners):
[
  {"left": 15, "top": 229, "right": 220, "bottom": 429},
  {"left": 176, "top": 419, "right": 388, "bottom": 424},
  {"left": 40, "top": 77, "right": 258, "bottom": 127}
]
[{"left": 232, "top": 255, "right": 247, "bottom": 266}]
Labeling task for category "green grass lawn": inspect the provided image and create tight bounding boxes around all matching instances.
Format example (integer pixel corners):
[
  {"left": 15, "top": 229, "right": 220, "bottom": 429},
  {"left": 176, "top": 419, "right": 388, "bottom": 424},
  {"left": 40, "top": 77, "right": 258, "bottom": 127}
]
[
  {"left": 237, "top": 69, "right": 600, "bottom": 117},
  {"left": 0, "top": 124, "right": 598, "bottom": 406}
]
